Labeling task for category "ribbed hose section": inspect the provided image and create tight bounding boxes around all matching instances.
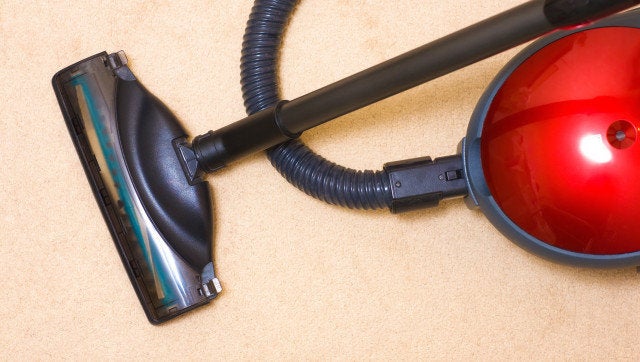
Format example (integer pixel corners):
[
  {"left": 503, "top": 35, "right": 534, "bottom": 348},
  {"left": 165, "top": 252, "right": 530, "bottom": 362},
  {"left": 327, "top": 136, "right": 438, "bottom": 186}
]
[{"left": 240, "top": 0, "right": 392, "bottom": 210}]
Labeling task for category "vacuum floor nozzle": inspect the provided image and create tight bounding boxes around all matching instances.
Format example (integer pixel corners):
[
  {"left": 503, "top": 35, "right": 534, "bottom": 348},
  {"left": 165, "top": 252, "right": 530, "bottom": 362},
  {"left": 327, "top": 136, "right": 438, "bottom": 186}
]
[{"left": 53, "top": 51, "right": 221, "bottom": 324}]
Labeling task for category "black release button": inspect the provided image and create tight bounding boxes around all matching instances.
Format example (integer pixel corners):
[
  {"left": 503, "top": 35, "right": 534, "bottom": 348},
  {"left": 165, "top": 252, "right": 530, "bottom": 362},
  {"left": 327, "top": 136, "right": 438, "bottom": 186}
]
[{"left": 445, "top": 170, "right": 463, "bottom": 181}]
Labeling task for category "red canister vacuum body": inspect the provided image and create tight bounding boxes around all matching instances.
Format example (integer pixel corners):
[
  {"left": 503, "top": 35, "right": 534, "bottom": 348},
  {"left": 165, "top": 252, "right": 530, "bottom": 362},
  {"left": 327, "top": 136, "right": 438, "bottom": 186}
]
[{"left": 466, "top": 14, "right": 640, "bottom": 266}]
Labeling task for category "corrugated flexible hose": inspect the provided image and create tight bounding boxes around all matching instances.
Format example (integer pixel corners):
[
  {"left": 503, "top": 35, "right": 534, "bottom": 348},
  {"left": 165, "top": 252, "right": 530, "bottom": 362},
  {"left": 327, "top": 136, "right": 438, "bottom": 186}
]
[{"left": 240, "top": 0, "right": 392, "bottom": 210}]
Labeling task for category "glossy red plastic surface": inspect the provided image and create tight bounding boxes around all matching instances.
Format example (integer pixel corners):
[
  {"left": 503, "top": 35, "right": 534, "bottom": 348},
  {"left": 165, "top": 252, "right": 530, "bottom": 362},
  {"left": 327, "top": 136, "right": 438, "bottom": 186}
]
[{"left": 481, "top": 27, "right": 640, "bottom": 255}]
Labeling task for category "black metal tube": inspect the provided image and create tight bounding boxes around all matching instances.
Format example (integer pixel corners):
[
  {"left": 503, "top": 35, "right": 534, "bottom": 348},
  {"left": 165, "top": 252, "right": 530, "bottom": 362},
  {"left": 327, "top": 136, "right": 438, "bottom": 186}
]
[
  {"left": 544, "top": 0, "right": 640, "bottom": 27},
  {"left": 194, "top": 0, "right": 640, "bottom": 174},
  {"left": 278, "top": 0, "right": 640, "bottom": 134}
]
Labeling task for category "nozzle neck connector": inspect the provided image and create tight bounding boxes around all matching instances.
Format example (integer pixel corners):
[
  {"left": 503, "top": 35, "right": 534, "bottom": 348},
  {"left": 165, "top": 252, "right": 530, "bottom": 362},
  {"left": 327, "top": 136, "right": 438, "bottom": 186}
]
[{"left": 175, "top": 101, "right": 298, "bottom": 183}]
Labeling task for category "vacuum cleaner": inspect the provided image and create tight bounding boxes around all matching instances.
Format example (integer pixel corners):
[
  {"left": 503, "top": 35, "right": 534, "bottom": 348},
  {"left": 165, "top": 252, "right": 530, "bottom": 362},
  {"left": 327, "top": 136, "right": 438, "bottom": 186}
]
[{"left": 52, "top": 0, "right": 640, "bottom": 324}]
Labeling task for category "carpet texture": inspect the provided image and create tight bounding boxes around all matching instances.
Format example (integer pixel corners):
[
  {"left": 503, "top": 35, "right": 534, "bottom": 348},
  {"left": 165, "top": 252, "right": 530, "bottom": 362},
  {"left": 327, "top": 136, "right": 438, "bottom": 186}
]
[{"left": 2, "top": 0, "right": 639, "bottom": 359}]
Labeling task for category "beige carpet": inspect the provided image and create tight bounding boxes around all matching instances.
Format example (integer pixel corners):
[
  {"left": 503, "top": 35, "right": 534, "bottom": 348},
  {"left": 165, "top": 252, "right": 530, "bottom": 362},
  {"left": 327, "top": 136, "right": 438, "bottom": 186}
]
[{"left": 2, "top": 0, "right": 640, "bottom": 359}]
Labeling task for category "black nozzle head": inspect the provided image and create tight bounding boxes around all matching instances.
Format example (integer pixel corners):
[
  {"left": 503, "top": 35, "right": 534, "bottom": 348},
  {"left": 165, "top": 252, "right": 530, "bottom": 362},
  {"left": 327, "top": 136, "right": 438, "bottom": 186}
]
[{"left": 53, "top": 51, "right": 220, "bottom": 324}]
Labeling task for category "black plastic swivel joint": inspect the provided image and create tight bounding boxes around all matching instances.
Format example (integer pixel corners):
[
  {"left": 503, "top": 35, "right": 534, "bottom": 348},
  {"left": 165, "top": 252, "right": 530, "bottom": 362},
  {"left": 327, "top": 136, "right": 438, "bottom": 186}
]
[{"left": 174, "top": 100, "right": 298, "bottom": 184}]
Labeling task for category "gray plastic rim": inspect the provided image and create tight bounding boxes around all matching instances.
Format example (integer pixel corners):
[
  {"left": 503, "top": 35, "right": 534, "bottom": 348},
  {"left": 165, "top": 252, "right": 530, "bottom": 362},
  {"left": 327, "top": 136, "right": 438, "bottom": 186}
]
[{"left": 462, "top": 9, "right": 640, "bottom": 268}]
